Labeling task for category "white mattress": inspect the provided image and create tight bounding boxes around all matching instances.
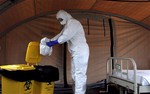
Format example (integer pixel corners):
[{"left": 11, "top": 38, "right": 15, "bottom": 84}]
[{"left": 113, "top": 70, "right": 150, "bottom": 86}]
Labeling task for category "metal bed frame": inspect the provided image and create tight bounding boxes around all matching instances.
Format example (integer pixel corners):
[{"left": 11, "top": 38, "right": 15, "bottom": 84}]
[{"left": 106, "top": 57, "right": 150, "bottom": 94}]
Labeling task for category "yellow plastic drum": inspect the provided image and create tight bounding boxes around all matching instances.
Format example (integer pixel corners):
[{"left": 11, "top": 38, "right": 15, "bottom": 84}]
[
  {"left": 2, "top": 76, "right": 34, "bottom": 94},
  {"left": 25, "top": 42, "right": 42, "bottom": 65},
  {"left": 33, "top": 81, "right": 54, "bottom": 94},
  {"left": 0, "top": 65, "right": 35, "bottom": 94}
]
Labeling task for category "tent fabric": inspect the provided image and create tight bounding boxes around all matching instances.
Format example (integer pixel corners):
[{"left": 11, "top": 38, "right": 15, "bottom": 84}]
[
  {"left": 0, "top": 13, "right": 150, "bottom": 84},
  {"left": 114, "top": 17, "right": 150, "bottom": 69},
  {"left": 0, "top": 14, "right": 111, "bottom": 84},
  {"left": 0, "top": 0, "right": 150, "bottom": 37}
]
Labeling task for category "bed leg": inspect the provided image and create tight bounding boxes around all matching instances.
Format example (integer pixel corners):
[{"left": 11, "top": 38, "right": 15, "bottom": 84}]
[
  {"left": 119, "top": 87, "right": 124, "bottom": 94},
  {"left": 99, "top": 84, "right": 108, "bottom": 94},
  {"left": 106, "top": 84, "right": 108, "bottom": 92},
  {"left": 125, "top": 90, "right": 127, "bottom": 94}
]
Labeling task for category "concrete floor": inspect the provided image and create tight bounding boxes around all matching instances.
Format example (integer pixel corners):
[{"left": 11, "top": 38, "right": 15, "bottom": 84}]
[
  {"left": 54, "top": 87, "right": 103, "bottom": 94},
  {"left": 54, "top": 84, "right": 108, "bottom": 94}
]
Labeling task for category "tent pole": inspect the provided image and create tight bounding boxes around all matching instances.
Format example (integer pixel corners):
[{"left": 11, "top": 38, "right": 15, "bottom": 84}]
[
  {"left": 108, "top": 18, "right": 115, "bottom": 69},
  {"left": 63, "top": 42, "right": 69, "bottom": 88}
]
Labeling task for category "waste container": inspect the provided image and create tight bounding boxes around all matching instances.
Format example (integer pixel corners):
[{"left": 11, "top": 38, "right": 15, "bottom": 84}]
[
  {"left": 33, "top": 65, "right": 59, "bottom": 94},
  {"left": 0, "top": 65, "right": 35, "bottom": 94}
]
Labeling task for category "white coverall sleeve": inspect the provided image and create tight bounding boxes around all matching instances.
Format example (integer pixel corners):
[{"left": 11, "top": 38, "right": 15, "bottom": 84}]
[
  {"left": 57, "top": 20, "right": 79, "bottom": 44},
  {"left": 51, "top": 31, "right": 63, "bottom": 41}
]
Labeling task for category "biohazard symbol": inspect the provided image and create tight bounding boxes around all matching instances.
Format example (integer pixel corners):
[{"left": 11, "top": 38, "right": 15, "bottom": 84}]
[
  {"left": 47, "top": 82, "right": 52, "bottom": 85},
  {"left": 24, "top": 80, "right": 32, "bottom": 91}
]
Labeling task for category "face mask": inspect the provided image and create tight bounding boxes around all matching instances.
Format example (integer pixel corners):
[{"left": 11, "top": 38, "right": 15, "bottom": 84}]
[
  {"left": 60, "top": 21, "right": 66, "bottom": 25},
  {"left": 57, "top": 18, "right": 66, "bottom": 25}
]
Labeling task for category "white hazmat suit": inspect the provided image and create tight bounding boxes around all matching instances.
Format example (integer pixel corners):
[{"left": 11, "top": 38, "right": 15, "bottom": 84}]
[{"left": 45, "top": 10, "right": 89, "bottom": 94}]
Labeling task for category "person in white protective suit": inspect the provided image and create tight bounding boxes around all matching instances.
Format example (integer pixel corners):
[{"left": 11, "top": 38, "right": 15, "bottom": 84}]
[{"left": 44, "top": 10, "right": 89, "bottom": 94}]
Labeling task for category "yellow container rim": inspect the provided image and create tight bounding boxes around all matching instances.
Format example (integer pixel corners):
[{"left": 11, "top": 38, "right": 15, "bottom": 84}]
[{"left": 0, "top": 64, "right": 35, "bottom": 71}]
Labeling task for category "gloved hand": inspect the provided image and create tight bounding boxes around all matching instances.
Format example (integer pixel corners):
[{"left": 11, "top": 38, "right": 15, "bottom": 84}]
[
  {"left": 46, "top": 40, "right": 59, "bottom": 47},
  {"left": 40, "top": 37, "right": 50, "bottom": 45}
]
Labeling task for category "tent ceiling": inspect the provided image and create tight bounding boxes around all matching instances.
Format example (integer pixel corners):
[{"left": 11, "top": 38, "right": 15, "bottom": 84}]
[
  {"left": 0, "top": 0, "right": 6, "bottom": 4},
  {"left": 0, "top": 0, "right": 150, "bottom": 34}
]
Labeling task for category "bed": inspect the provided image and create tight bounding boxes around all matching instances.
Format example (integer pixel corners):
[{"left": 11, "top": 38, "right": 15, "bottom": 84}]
[{"left": 106, "top": 57, "right": 150, "bottom": 94}]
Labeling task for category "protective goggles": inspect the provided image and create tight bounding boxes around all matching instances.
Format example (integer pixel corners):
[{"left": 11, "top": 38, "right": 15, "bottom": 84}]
[{"left": 57, "top": 18, "right": 63, "bottom": 22}]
